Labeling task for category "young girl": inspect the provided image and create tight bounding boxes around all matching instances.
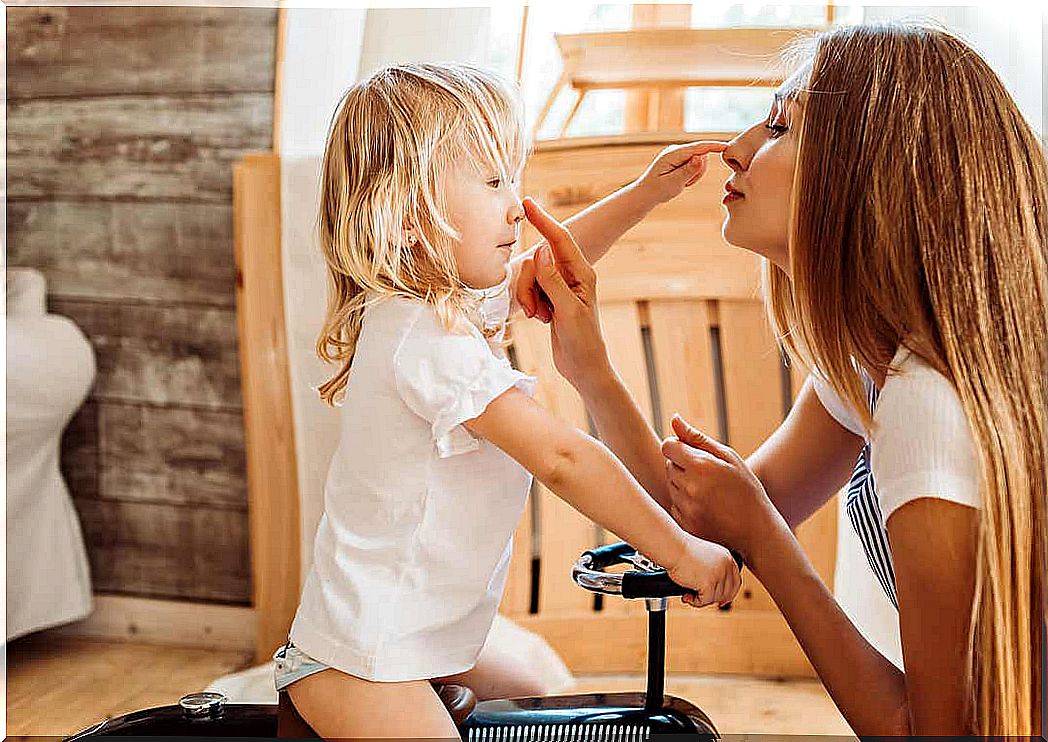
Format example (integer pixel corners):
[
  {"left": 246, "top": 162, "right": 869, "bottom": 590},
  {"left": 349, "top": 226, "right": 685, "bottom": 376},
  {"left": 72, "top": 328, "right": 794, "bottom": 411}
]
[{"left": 275, "top": 62, "right": 739, "bottom": 739}]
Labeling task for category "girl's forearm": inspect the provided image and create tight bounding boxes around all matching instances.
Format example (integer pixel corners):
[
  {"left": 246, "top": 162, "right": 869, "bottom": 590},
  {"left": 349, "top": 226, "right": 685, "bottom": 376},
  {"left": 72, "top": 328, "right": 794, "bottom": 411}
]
[
  {"left": 575, "top": 368, "right": 672, "bottom": 511},
  {"left": 749, "top": 518, "right": 912, "bottom": 735},
  {"left": 539, "top": 428, "right": 688, "bottom": 571},
  {"left": 561, "top": 181, "right": 656, "bottom": 264}
]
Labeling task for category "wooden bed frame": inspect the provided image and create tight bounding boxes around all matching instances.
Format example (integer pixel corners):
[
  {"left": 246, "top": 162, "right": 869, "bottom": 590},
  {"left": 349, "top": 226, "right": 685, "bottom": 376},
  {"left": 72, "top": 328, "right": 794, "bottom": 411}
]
[{"left": 232, "top": 134, "right": 837, "bottom": 678}]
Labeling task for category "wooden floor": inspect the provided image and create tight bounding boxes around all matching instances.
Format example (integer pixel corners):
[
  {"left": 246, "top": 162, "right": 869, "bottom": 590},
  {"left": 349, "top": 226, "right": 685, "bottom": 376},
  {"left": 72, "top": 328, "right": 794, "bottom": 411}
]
[{"left": 7, "top": 630, "right": 854, "bottom": 738}]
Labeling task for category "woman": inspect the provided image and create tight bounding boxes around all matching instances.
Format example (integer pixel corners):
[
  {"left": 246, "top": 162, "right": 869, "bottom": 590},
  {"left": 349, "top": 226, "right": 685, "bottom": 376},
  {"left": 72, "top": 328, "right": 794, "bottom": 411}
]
[{"left": 517, "top": 23, "right": 1046, "bottom": 736}]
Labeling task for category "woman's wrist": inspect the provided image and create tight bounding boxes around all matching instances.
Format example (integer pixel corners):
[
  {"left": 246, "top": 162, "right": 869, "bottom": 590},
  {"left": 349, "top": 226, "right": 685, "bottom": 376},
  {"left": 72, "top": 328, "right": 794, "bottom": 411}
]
[
  {"left": 573, "top": 356, "right": 619, "bottom": 399},
  {"left": 742, "top": 505, "right": 796, "bottom": 583}
]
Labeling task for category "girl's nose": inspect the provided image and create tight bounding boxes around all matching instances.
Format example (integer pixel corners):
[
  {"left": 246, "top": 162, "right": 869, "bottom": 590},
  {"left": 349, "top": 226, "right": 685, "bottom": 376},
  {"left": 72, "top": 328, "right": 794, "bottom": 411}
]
[{"left": 509, "top": 198, "right": 524, "bottom": 225}]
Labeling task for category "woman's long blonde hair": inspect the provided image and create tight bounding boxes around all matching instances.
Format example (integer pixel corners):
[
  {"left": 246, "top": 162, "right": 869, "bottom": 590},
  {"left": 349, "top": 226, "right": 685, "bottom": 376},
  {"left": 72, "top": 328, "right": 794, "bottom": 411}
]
[
  {"left": 315, "top": 63, "right": 525, "bottom": 405},
  {"left": 766, "top": 23, "right": 1046, "bottom": 735}
]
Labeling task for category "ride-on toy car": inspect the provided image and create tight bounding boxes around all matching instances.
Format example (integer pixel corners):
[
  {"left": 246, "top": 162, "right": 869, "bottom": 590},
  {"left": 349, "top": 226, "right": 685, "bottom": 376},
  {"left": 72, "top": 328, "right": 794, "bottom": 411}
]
[{"left": 68, "top": 542, "right": 742, "bottom": 740}]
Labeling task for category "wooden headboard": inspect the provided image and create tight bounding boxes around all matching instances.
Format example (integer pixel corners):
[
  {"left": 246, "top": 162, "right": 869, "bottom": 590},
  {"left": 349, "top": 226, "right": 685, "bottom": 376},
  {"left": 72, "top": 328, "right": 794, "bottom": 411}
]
[{"left": 232, "top": 135, "right": 836, "bottom": 676}]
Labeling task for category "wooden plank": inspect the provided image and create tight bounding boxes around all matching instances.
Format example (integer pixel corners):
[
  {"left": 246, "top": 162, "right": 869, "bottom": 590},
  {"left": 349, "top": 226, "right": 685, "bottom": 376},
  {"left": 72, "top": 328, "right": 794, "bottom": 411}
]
[
  {"left": 50, "top": 298, "right": 243, "bottom": 410},
  {"left": 515, "top": 609, "right": 816, "bottom": 678},
  {"left": 625, "top": 4, "right": 691, "bottom": 132},
  {"left": 7, "top": 93, "right": 273, "bottom": 202},
  {"left": 499, "top": 491, "right": 534, "bottom": 617},
  {"left": 555, "top": 27, "right": 811, "bottom": 89},
  {"left": 797, "top": 495, "right": 838, "bottom": 590},
  {"left": 714, "top": 300, "right": 788, "bottom": 614},
  {"left": 648, "top": 300, "right": 718, "bottom": 439},
  {"left": 97, "top": 402, "right": 246, "bottom": 510},
  {"left": 74, "top": 497, "right": 250, "bottom": 603},
  {"left": 233, "top": 153, "right": 301, "bottom": 662},
  {"left": 6, "top": 6, "right": 278, "bottom": 100},
  {"left": 718, "top": 300, "right": 786, "bottom": 457},
  {"left": 595, "top": 302, "right": 652, "bottom": 617},
  {"left": 60, "top": 400, "right": 100, "bottom": 501},
  {"left": 8, "top": 200, "right": 236, "bottom": 307},
  {"left": 50, "top": 595, "right": 256, "bottom": 652},
  {"left": 522, "top": 143, "right": 762, "bottom": 303},
  {"left": 509, "top": 317, "right": 596, "bottom": 614}
]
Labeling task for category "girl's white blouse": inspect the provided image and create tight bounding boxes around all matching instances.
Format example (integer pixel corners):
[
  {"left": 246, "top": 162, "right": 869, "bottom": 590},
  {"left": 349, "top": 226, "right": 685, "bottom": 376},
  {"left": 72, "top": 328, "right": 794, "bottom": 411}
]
[{"left": 290, "top": 283, "right": 535, "bottom": 682}]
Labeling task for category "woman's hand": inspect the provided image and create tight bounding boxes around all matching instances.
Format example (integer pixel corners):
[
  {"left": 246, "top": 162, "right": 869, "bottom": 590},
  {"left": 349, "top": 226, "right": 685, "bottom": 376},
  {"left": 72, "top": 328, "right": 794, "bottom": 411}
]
[
  {"left": 520, "top": 198, "right": 611, "bottom": 391},
  {"left": 661, "top": 414, "right": 779, "bottom": 563},
  {"left": 632, "top": 140, "right": 728, "bottom": 206}
]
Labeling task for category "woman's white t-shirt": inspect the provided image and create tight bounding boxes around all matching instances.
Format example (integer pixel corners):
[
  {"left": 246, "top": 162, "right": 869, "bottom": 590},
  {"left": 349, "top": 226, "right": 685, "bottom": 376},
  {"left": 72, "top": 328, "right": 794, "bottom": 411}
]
[
  {"left": 290, "top": 276, "right": 536, "bottom": 682},
  {"left": 812, "top": 346, "right": 982, "bottom": 522}
]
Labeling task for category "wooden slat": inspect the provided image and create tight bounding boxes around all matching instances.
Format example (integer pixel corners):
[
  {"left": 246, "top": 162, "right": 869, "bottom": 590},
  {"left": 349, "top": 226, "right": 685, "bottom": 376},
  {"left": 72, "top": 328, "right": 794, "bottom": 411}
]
[
  {"left": 515, "top": 609, "right": 816, "bottom": 678},
  {"left": 7, "top": 93, "right": 272, "bottom": 202},
  {"left": 596, "top": 302, "right": 653, "bottom": 616},
  {"left": 8, "top": 200, "right": 237, "bottom": 307},
  {"left": 555, "top": 27, "right": 812, "bottom": 90},
  {"left": 509, "top": 318, "right": 596, "bottom": 614},
  {"left": 51, "top": 595, "right": 256, "bottom": 652},
  {"left": 648, "top": 299, "right": 718, "bottom": 438},
  {"left": 718, "top": 300, "right": 786, "bottom": 457},
  {"left": 74, "top": 498, "right": 250, "bottom": 603},
  {"left": 233, "top": 153, "right": 301, "bottom": 661},
  {"left": 97, "top": 402, "right": 246, "bottom": 510},
  {"left": 625, "top": 4, "right": 691, "bottom": 132},
  {"left": 523, "top": 145, "right": 762, "bottom": 303},
  {"left": 499, "top": 491, "right": 534, "bottom": 617},
  {"left": 6, "top": 7, "right": 279, "bottom": 99},
  {"left": 50, "top": 298, "right": 243, "bottom": 411},
  {"left": 60, "top": 400, "right": 100, "bottom": 501},
  {"left": 797, "top": 496, "right": 839, "bottom": 590}
]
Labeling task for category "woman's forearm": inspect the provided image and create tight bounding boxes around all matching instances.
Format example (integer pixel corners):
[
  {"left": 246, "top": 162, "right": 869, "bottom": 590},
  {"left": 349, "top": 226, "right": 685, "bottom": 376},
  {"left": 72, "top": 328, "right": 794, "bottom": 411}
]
[
  {"left": 561, "top": 181, "right": 656, "bottom": 264},
  {"left": 749, "top": 517, "right": 912, "bottom": 735},
  {"left": 576, "top": 368, "right": 672, "bottom": 511}
]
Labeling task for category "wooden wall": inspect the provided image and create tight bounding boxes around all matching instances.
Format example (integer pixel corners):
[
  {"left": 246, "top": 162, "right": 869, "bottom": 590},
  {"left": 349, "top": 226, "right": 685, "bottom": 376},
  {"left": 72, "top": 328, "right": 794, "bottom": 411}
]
[{"left": 7, "top": 7, "right": 279, "bottom": 604}]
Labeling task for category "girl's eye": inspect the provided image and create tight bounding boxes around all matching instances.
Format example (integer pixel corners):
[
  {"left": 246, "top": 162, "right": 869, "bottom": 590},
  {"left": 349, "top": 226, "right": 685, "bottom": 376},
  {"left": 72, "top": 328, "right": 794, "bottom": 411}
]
[{"left": 487, "top": 177, "right": 502, "bottom": 188}]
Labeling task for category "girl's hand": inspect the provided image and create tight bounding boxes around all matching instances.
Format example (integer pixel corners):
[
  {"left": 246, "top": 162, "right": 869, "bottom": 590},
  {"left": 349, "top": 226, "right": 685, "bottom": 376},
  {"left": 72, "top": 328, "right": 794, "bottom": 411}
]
[
  {"left": 520, "top": 198, "right": 612, "bottom": 391},
  {"left": 661, "top": 414, "right": 778, "bottom": 564},
  {"left": 632, "top": 140, "right": 728, "bottom": 207},
  {"left": 664, "top": 536, "right": 743, "bottom": 609}
]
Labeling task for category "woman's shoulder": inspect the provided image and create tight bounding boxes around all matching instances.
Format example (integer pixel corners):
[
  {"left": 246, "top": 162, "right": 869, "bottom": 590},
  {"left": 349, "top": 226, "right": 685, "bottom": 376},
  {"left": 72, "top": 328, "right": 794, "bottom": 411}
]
[{"left": 871, "top": 346, "right": 981, "bottom": 519}]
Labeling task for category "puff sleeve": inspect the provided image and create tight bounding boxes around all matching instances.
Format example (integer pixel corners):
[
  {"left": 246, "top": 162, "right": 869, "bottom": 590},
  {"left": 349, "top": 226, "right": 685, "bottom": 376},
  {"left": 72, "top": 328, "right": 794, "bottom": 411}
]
[{"left": 393, "top": 307, "right": 536, "bottom": 458}]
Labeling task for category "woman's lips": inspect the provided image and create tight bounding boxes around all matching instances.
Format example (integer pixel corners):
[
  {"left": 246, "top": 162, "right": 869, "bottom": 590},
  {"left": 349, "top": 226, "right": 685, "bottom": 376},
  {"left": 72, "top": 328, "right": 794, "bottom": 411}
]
[{"left": 723, "top": 183, "right": 744, "bottom": 205}]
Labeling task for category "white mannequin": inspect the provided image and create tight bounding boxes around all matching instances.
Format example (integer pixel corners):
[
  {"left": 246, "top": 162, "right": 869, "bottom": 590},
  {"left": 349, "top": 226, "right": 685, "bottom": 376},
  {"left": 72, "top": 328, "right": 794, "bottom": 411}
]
[{"left": 7, "top": 267, "right": 95, "bottom": 640}]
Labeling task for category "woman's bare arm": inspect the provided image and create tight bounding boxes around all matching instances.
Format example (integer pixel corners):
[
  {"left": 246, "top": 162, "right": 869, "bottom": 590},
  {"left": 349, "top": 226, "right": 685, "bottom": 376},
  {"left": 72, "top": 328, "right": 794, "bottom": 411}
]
[
  {"left": 747, "top": 376, "right": 865, "bottom": 528},
  {"left": 744, "top": 495, "right": 977, "bottom": 735}
]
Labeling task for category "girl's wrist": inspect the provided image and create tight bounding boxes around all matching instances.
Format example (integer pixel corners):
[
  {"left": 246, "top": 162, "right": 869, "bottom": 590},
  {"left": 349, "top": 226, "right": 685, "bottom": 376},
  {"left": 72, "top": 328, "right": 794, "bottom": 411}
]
[{"left": 625, "top": 177, "right": 663, "bottom": 214}]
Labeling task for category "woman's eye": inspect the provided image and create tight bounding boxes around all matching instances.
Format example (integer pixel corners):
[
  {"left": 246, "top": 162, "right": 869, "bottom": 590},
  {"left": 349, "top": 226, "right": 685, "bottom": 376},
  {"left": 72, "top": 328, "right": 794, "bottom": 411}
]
[{"left": 765, "top": 122, "right": 789, "bottom": 138}]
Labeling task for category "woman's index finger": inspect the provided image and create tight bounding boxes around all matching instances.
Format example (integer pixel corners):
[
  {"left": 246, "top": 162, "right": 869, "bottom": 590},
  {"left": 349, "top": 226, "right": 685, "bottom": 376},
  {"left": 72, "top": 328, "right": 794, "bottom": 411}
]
[{"left": 522, "top": 197, "right": 585, "bottom": 266}]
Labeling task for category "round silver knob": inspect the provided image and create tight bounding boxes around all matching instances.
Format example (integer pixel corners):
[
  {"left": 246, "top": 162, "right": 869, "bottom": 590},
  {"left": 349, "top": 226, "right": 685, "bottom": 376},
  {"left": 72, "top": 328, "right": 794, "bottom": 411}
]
[{"left": 179, "top": 692, "right": 227, "bottom": 718}]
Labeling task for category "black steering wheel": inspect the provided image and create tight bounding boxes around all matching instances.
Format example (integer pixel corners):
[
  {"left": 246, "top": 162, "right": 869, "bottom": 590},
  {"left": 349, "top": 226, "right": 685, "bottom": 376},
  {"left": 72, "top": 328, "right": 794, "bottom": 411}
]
[{"left": 571, "top": 541, "right": 744, "bottom": 600}]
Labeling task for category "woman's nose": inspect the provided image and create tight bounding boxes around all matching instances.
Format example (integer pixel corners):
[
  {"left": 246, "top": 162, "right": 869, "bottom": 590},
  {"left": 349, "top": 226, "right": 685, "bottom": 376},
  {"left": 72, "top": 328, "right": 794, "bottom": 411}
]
[{"left": 722, "top": 126, "right": 758, "bottom": 173}]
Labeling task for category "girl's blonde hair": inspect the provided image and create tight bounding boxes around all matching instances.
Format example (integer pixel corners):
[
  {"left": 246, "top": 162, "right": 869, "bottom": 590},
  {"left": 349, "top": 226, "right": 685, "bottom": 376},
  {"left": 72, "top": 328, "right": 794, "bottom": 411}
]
[
  {"left": 766, "top": 23, "right": 1046, "bottom": 735},
  {"left": 315, "top": 62, "right": 526, "bottom": 405}
]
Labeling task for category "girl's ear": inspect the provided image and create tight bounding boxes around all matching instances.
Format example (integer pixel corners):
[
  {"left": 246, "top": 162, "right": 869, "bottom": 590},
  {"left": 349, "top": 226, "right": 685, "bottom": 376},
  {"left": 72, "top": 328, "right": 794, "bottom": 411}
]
[{"left": 403, "top": 226, "right": 419, "bottom": 246}]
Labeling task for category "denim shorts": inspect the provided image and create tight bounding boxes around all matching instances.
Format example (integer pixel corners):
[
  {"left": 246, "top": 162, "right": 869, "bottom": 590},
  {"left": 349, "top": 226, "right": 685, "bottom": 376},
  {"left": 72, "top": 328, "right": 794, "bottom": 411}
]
[{"left": 273, "top": 640, "right": 331, "bottom": 692}]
